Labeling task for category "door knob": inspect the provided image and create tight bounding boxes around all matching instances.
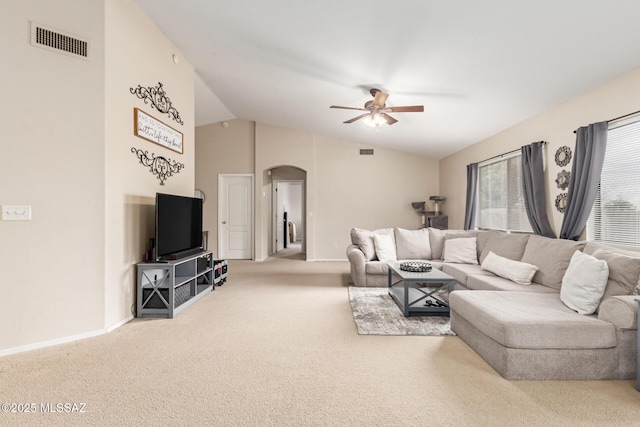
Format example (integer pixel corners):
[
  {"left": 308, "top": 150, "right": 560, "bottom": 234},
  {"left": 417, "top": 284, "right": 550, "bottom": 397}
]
[{"left": 222, "top": 221, "right": 227, "bottom": 224}]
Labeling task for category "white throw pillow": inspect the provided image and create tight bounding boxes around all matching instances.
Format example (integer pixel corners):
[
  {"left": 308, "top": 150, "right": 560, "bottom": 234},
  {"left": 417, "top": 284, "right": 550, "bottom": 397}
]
[
  {"left": 561, "top": 250, "right": 609, "bottom": 315},
  {"left": 481, "top": 251, "right": 539, "bottom": 285},
  {"left": 443, "top": 237, "right": 478, "bottom": 264},
  {"left": 350, "top": 227, "right": 394, "bottom": 261},
  {"left": 373, "top": 234, "right": 397, "bottom": 262}
]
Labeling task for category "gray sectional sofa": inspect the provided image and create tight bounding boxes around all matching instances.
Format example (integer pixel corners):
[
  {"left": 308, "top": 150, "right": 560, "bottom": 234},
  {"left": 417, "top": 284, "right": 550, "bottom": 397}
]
[{"left": 346, "top": 227, "right": 640, "bottom": 380}]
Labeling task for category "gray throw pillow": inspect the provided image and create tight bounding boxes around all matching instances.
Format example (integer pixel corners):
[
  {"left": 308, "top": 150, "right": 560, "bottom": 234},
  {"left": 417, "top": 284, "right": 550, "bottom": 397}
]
[
  {"left": 520, "top": 235, "right": 586, "bottom": 290},
  {"left": 479, "top": 232, "right": 530, "bottom": 264}
]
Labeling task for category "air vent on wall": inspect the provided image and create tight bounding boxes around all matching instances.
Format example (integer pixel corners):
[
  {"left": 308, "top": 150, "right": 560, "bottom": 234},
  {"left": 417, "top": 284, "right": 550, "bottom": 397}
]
[
  {"left": 359, "top": 149, "right": 374, "bottom": 155},
  {"left": 30, "top": 22, "right": 89, "bottom": 59}
]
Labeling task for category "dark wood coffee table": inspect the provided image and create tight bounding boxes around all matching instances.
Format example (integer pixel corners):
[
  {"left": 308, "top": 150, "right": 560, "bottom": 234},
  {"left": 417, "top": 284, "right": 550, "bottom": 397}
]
[{"left": 387, "top": 262, "right": 455, "bottom": 317}]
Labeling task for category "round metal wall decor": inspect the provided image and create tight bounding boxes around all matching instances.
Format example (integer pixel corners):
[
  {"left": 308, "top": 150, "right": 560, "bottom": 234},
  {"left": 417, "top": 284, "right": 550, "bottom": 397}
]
[
  {"left": 555, "top": 170, "right": 570, "bottom": 190},
  {"left": 555, "top": 146, "right": 572, "bottom": 167},
  {"left": 555, "top": 193, "right": 567, "bottom": 213}
]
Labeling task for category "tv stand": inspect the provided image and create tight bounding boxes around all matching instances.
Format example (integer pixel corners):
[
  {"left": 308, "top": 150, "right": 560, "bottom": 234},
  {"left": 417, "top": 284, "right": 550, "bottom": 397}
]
[
  {"left": 136, "top": 250, "right": 214, "bottom": 318},
  {"left": 162, "top": 247, "right": 207, "bottom": 260}
]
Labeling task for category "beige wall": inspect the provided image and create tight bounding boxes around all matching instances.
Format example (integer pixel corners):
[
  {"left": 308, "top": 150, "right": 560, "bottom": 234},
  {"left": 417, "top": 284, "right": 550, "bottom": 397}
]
[
  {"left": 440, "top": 67, "right": 640, "bottom": 234},
  {"left": 195, "top": 120, "right": 255, "bottom": 249},
  {"left": 196, "top": 121, "right": 440, "bottom": 261},
  {"left": 1, "top": 0, "right": 106, "bottom": 351},
  {"left": 1, "top": 0, "right": 194, "bottom": 353},
  {"left": 312, "top": 134, "right": 439, "bottom": 260},
  {"left": 104, "top": 0, "right": 195, "bottom": 328}
]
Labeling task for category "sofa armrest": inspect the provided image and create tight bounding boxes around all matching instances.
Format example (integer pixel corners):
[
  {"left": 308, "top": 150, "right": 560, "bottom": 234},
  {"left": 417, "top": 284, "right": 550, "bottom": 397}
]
[
  {"left": 598, "top": 295, "right": 638, "bottom": 330},
  {"left": 346, "top": 244, "right": 367, "bottom": 287}
]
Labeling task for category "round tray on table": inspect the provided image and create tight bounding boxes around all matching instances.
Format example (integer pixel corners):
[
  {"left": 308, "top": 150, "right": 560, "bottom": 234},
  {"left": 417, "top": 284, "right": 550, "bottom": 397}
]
[{"left": 399, "top": 261, "right": 432, "bottom": 272}]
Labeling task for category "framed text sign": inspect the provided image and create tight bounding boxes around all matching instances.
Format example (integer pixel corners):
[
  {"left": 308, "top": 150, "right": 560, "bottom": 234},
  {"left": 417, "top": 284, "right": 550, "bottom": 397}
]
[{"left": 134, "top": 108, "right": 183, "bottom": 154}]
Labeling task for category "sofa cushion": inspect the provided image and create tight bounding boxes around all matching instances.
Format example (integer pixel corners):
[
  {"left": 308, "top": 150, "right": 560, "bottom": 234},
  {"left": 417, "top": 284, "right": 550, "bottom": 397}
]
[
  {"left": 481, "top": 251, "right": 539, "bottom": 285},
  {"left": 428, "top": 228, "right": 476, "bottom": 260},
  {"left": 560, "top": 250, "right": 609, "bottom": 315},
  {"left": 479, "top": 232, "right": 530, "bottom": 264},
  {"left": 583, "top": 242, "right": 640, "bottom": 258},
  {"left": 476, "top": 230, "right": 501, "bottom": 259},
  {"left": 591, "top": 249, "right": 640, "bottom": 304},
  {"left": 466, "top": 274, "right": 558, "bottom": 293},
  {"left": 520, "top": 235, "right": 586, "bottom": 290},
  {"left": 350, "top": 227, "right": 393, "bottom": 261},
  {"left": 449, "top": 291, "right": 617, "bottom": 349},
  {"left": 373, "top": 234, "right": 397, "bottom": 262},
  {"left": 442, "top": 263, "right": 492, "bottom": 286},
  {"left": 443, "top": 237, "right": 478, "bottom": 264},
  {"left": 394, "top": 228, "right": 431, "bottom": 260}
]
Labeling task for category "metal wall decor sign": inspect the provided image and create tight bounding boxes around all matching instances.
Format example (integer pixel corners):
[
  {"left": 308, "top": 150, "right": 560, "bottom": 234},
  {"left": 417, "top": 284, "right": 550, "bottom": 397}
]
[
  {"left": 131, "top": 147, "right": 184, "bottom": 185},
  {"left": 134, "top": 108, "right": 183, "bottom": 154},
  {"left": 130, "top": 82, "right": 184, "bottom": 125}
]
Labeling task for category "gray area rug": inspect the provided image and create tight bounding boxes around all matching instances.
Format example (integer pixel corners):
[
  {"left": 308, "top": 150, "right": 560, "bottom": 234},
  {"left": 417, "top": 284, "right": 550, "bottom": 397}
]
[{"left": 348, "top": 287, "right": 455, "bottom": 336}]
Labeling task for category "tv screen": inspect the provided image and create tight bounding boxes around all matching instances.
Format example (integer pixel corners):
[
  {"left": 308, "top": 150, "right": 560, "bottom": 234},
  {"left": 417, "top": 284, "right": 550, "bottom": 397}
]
[{"left": 155, "top": 193, "right": 203, "bottom": 259}]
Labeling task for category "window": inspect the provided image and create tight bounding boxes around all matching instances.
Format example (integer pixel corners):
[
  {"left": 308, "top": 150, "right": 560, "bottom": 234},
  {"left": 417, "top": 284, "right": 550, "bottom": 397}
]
[
  {"left": 587, "top": 117, "right": 640, "bottom": 247},
  {"left": 477, "top": 153, "right": 532, "bottom": 232}
]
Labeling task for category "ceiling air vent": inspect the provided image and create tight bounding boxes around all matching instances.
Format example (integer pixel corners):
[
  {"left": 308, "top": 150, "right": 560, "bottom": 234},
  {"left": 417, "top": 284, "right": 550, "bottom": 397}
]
[
  {"left": 30, "top": 22, "right": 89, "bottom": 59},
  {"left": 359, "top": 149, "right": 374, "bottom": 155}
]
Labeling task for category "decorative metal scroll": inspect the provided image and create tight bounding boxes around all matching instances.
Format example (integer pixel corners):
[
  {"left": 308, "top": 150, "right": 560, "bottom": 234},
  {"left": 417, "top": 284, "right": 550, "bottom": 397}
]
[
  {"left": 131, "top": 147, "right": 184, "bottom": 185},
  {"left": 130, "top": 82, "right": 184, "bottom": 125}
]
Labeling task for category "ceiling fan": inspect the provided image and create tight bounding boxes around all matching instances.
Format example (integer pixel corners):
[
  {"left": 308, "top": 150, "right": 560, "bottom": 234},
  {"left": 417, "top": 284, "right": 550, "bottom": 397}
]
[{"left": 330, "top": 88, "right": 424, "bottom": 126}]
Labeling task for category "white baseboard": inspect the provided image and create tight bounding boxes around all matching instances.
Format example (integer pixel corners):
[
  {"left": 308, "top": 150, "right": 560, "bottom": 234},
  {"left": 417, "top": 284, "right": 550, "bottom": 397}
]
[
  {"left": 106, "top": 315, "right": 134, "bottom": 333},
  {"left": 0, "top": 315, "right": 134, "bottom": 357}
]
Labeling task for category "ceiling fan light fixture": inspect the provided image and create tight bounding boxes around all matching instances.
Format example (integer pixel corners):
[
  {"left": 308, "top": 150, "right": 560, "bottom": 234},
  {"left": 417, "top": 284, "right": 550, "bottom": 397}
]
[
  {"left": 331, "top": 89, "right": 422, "bottom": 127},
  {"left": 363, "top": 112, "right": 386, "bottom": 127}
]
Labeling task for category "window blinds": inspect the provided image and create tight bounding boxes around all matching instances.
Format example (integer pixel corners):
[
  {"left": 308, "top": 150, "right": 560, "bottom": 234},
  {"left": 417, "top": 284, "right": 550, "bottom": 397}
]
[
  {"left": 587, "top": 117, "right": 640, "bottom": 247},
  {"left": 477, "top": 153, "right": 532, "bottom": 232}
]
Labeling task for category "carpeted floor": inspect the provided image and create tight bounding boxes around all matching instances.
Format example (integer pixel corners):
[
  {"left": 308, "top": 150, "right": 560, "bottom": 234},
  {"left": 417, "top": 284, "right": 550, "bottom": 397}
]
[
  {"left": 348, "top": 286, "right": 454, "bottom": 336},
  {"left": 1, "top": 246, "right": 639, "bottom": 426}
]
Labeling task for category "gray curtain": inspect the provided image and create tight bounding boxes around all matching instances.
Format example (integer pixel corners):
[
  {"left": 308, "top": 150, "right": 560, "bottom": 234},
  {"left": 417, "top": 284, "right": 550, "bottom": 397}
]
[
  {"left": 464, "top": 163, "right": 478, "bottom": 230},
  {"left": 559, "top": 121, "right": 608, "bottom": 240},
  {"left": 521, "top": 142, "right": 556, "bottom": 238}
]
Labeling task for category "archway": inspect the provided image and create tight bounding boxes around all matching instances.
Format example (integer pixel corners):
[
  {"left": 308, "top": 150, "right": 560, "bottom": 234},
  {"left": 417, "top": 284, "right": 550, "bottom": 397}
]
[{"left": 267, "top": 166, "right": 307, "bottom": 260}]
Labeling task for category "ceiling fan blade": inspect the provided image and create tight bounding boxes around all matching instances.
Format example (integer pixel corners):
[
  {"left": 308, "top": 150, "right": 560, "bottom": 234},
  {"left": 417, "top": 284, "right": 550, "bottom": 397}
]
[
  {"left": 343, "top": 114, "right": 369, "bottom": 124},
  {"left": 372, "top": 90, "right": 389, "bottom": 108},
  {"left": 330, "top": 105, "right": 368, "bottom": 111},
  {"left": 387, "top": 105, "right": 424, "bottom": 113},
  {"left": 381, "top": 113, "right": 398, "bottom": 125}
]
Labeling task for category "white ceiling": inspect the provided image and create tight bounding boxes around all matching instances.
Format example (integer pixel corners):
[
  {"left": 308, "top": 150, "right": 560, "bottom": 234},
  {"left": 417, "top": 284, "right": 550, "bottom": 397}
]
[{"left": 135, "top": 0, "right": 640, "bottom": 159}]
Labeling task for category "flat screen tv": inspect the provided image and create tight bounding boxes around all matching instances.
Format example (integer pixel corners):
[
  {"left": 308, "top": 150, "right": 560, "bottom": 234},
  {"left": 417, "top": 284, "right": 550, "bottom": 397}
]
[{"left": 155, "top": 193, "right": 203, "bottom": 260}]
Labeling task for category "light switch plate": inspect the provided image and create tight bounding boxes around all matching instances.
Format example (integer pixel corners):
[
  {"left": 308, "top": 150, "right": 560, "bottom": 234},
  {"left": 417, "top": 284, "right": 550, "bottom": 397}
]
[{"left": 1, "top": 205, "right": 32, "bottom": 221}]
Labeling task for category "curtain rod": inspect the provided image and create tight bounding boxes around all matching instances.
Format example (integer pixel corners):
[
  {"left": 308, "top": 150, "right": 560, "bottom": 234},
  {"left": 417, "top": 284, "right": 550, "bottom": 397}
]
[
  {"left": 478, "top": 141, "right": 547, "bottom": 164},
  {"left": 573, "top": 109, "right": 640, "bottom": 133}
]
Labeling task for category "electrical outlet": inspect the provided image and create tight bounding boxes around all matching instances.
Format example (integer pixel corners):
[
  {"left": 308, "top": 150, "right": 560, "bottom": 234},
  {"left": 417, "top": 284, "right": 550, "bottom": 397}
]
[{"left": 1, "top": 205, "right": 32, "bottom": 221}]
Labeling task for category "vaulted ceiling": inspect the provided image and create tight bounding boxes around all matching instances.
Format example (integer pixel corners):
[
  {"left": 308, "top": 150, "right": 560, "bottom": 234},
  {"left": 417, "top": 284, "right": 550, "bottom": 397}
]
[{"left": 135, "top": 0, "right": 640, "bottom": 158}]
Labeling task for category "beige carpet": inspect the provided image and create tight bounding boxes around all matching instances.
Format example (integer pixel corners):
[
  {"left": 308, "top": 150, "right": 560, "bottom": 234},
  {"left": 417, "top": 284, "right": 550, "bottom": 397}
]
[{"left": 1, "top": 246, "right": 639, "bottom": 426}]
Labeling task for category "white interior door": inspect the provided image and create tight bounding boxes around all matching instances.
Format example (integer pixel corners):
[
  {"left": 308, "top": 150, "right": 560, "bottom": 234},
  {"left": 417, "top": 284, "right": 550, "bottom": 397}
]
[{"left": 218, "top": 174, "right": 253, "bottom": 259}]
